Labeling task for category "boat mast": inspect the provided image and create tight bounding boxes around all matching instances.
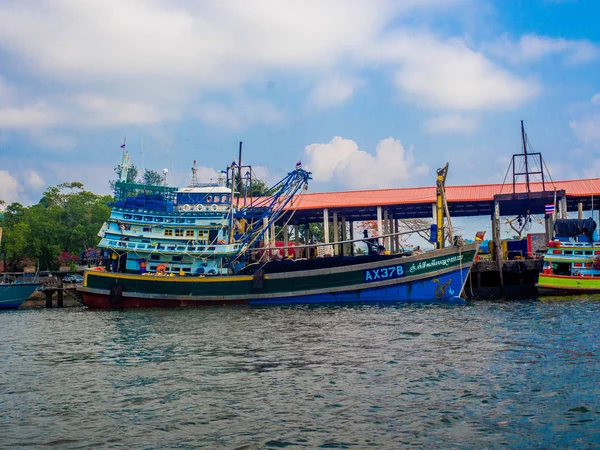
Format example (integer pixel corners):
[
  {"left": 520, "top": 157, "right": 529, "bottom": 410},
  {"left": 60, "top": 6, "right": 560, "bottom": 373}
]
[
  {"left": 436, "top": 163, "right": 449, "bottom": 249},
  {"left": 521, "top": 120, "right": 531, "bottom": 193},
  {"left": 237, "top": 141, "right": 243, "bottom": 208}
]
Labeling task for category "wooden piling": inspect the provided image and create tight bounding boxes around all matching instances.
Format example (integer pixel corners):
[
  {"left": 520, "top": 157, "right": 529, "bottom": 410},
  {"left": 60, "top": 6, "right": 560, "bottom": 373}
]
[{"left": 45, "top": 290, "right": 53, "bottom": 308}]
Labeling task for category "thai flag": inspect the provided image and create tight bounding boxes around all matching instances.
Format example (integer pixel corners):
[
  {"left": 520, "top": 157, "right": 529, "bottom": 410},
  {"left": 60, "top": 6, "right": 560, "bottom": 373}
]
[
  {"left": 121, "top": 138, "right": 126, "bottom": 149},
  {"left": 295, "top": 160, "right": 302, "bottom": 169},
  {"left": 545, "top": 204, "right": 555, "bottom": 215}
]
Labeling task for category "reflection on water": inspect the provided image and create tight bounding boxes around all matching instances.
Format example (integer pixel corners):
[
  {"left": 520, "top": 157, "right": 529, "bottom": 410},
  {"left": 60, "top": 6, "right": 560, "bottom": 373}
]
[{"left": 1, "top": 300, "right": 600, "bottom": 448}]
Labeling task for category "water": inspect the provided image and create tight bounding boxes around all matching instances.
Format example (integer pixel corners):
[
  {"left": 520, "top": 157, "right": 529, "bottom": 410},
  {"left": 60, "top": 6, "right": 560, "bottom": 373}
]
[{"left": 1, "top": 299, "right": 600, "bottom": 449}]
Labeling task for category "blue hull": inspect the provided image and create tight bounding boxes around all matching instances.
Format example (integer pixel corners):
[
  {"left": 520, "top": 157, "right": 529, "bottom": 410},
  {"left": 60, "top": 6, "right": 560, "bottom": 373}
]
[
  {"left": 0, "top": 283, "right": 40, "bottom": 309},
  {"left": 249, "top": 266, "right": 471, "bottom": 305}
]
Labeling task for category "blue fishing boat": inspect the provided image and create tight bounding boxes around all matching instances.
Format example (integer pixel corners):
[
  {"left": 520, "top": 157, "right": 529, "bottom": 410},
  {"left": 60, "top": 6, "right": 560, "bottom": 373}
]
[
  {"left": 0, "top": 274, "right": 40, "bottom": 309},
  {"left": 79, "top": 149, "right": 478, "bottom": 308}
]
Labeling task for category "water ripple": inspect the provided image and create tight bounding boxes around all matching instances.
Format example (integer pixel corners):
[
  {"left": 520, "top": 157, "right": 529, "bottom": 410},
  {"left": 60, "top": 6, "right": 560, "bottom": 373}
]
[{"left": 1, "top": 300, "right": 600, "bottom": 448}]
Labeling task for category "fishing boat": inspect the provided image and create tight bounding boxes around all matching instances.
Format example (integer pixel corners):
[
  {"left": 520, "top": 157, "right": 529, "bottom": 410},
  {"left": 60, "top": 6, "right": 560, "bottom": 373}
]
[
  {"left": 79, "top": 149, "right": 479, "bottom": 308},
  {"left": 536, "top": 218, "right": 600, "bottom": 294},
  {"left": 0, "top": 274, "right": 40, "bottom": 309}
]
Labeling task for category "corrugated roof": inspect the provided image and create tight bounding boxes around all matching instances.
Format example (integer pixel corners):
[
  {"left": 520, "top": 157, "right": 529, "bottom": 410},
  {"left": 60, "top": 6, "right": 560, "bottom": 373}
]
[{"left": 288, "top": 178, "right": 600, "bottom": 211}]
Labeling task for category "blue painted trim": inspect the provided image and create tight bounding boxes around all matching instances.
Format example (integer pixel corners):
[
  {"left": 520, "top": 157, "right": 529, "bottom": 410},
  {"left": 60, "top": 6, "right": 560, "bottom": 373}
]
[{"left": 249, "top": 267, "right": 471, "bottom": 305}]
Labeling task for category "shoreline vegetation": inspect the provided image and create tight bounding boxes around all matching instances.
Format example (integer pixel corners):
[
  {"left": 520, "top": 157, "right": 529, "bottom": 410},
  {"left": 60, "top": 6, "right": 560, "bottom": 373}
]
[{"left": 0, "top": 182, "right": 112, "bottom": 273}]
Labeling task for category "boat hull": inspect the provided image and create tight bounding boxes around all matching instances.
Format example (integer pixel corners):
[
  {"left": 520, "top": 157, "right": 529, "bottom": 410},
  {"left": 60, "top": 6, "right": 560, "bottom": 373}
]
[
  {"left": 537, "top": 274, "right": 600, "bottom": 294},
  {"left": 0, "top": 283, "right": 40, "bottom": 309},
  {"left": 80, "top": 244, "right": 478, "bottom": 309}
]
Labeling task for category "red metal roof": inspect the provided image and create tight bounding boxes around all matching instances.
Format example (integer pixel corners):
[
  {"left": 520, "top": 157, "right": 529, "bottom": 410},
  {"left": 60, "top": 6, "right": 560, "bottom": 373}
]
[{"left": 289, "top": 178, "right": 600, "bottom": 211}]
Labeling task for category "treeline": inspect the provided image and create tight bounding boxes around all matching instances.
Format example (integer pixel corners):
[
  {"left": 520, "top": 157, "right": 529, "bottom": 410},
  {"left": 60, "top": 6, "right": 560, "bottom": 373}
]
[{"left": 0, "top": 182, "right": 112, "bottom": 271}]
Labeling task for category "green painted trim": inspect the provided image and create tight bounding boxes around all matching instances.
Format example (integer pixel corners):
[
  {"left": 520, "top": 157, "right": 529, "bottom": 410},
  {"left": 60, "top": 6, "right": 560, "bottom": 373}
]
[
  {"left": 537, "top": 274, "right": 600, "bottom": 290},
  {"left": 83, "top": 245, "right": 477, "bottom": 298}
]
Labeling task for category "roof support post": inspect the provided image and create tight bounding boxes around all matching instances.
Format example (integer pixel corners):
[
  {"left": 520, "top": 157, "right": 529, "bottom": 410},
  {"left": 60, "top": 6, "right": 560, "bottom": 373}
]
[
  {"left": 283, "top": 225, "right": 289, "bottom": 257},
  {"left": 341, "top": 215, "right": 347, "bottom": 256},
  {"left": 559, "top": 195, "right": 568, "bottom": 219},
  {"left": 333, "top": 211, "right": 339, "bottom": 256},
  {"left": 349, "top": 220, "right": 354, "bottom": 256},
  {"left": 305, "top": 222, "right": 312, "bottom": 259},
  {"left": 383, "top": 209, "right": 389, "bottom": 251},
  {"left": 262, "top": 217, "right": 269, "bottom": 254},
  {"left": 377, "top": 206, "right": 383, "bottom": 248},
  {"left": 393, "top": 217, "right": 399, "bottom": 254},
  {"left": 492, "top": 199, "right": 504, "bottom": 291},
  {"left": 294, "top": 225, "right": 299, "bottom": 258},
  {"left": 323, "top": 208, "right": 330, "bottom": 245},
  {"left": 270, "top": 222, "right": 276, "bottom": 259}
]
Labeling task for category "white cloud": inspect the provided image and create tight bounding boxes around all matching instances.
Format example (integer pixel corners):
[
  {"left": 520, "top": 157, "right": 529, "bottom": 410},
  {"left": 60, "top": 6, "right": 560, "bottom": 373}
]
[
  {"left": 308, "top": 76, "right": 359, "bottom": 109},
  {"left": 0, "top": 103, "right": 64, "bottom": 129},
  {"left": 0, "top": 0, "right": 392, "bottom": 86},
  {"left": 0, "top": 171, "right": 22, "bottom": 203},
  {"left": 304, "top": 136, "right": 428, "bottom": 189},
  {"left": 366, "top": 33, "right": 539, "bottom": 110},
  {"left": 73, "top": 95, "right": 174, "bottom": 127},
  {"left": 196, "top": 97, "right": 285, "bottom": 130},
  {"left": 489, "top": 34, "right": 599, "bottom": 65},
  {"left": 570, "top": 114, "right": 600, "bottom": 146},
  {"left": 23, "top": 170, "right": 45, "bottom": 190},
  {"left": 592, "top": 93, "right": 600, "bottom": 106},
  {"left": 424, "top": 115, "right": 478, "bottom": 134},
  {"left": 0, "top": 0, "right": 533, "bottom": 130}
]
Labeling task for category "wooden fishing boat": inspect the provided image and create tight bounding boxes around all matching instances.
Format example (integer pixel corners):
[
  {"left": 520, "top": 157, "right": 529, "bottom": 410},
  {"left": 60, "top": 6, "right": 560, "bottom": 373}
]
[
  {"left": 0, "top": 274, "right": 40, "bottom": 309},
  {"left": 79, "top": 148, "right": 478, "bottom": 308},
  {"left": 536, "top": 218, "right": 600, "bottom": 294}
]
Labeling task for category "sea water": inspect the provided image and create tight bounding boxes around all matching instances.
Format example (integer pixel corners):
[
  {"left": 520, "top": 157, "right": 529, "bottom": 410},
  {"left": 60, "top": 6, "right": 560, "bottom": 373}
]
[{"left": 1, "top": 299, "right": 599, "bottom": 449}]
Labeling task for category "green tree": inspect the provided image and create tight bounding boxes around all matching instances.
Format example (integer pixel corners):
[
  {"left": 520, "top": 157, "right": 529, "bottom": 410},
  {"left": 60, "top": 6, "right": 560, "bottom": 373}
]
[
  {"left": 109, "top": 164, "right": 139, "bottom": 190},
  {"left": 142, "top": 169, "right": 164, "bottom": 186},
  {"left": 0, "top": 183, "right": 111, "bottom": 270}
]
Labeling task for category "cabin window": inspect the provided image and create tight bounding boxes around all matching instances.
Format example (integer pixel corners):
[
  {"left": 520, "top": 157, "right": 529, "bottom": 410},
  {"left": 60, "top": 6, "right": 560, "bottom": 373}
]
[
  {"left": 123, "top": 214, "right": 132, "bottom": 219},
  {"left": 214, "top": 196, "right": 221, "bottom": 203},
  {"left": 175, "top": 229, "right": 184, "bottom": 237},
  {"left": 164, "top": 229, "right": 173, "bottom": 236},
  {"left": 172, "top": 256, "right": 183, "bottom": 262},
  {"left": 154, "top": 217, "right": 163, "bottom": 222},
  {"left": 563, "top": 250, "right": 573, "bottom": 255},
  {"left": 555, "top": 262, "right": 571, "bottom": 276},
  {"left": 186, "top": 219, "right": 195, "bottom": 223},
  {"left": 574, "top": 251, "right": 583, "bottom": 255},
  {"left": 186, "top": 230, "right": 195, "bottom": 238},
  {"left": 206, "top": 195, "right": 212, "bottom": 202},
  {"left": 221, "top": 195, "right": 228, "bottom": 203},
  {"left": 144, "top": 216, "right": 153, "bottom": 222},
  {"left": 585, "top": 251, "right": 593, "bottom": 255},
  {"left": 176, "top": 218, "right": 185, "bottom": 223},
  {"left": 150, "top": 255, "right": 160, "bottom": 260},
  {"left": 183, "top": 268, "right": 191, "bottom": 273},
  {"left": 165, "top": 218, "right": 174, "bottom": 223},
  {"left": 142, "top": 239, "right": 151, "bottom": 243},
  {"left": 189, "top": 247, "right": 196, "bottom": 251},
  {"left": 134, "top": 215, "right": 143, "bottom": 220},
  {"left": 143, "top": 227, "right": 151, "bottom": 232}
]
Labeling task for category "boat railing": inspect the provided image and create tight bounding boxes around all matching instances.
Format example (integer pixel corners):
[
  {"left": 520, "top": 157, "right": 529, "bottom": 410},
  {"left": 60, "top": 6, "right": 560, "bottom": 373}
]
[
  {"left": 101, "top": 239, "right": 241, "bottom": 255},
  {"left": 245, "top": 228, "right": 432, "bottom": 256},
  {"left": 1, "top": 272, "right": 41, "bottom": 284}
]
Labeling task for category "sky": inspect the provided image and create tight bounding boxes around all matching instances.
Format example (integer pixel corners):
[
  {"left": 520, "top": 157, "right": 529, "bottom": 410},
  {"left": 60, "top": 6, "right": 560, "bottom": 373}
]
[{"left": 0, "top": 0, "right": 599, "bottom": 208}]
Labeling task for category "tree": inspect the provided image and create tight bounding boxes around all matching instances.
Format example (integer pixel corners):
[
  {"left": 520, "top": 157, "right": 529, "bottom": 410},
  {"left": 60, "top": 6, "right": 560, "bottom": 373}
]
[
  {"left": 0, "top": 183, "right": 111, "bottom": 270},
  {"left": 109, "top": 164, "right": 138, "bottom": 190},
  {"left": 142, "top": 169, "right": 164, "bottom": 186}
]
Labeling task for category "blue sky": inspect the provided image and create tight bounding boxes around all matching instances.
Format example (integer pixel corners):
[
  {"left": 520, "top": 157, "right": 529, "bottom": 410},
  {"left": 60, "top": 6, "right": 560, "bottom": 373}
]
[{"left": 0, "top": 0, "right": 599, "bottom": 208}]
